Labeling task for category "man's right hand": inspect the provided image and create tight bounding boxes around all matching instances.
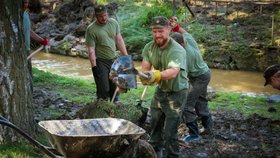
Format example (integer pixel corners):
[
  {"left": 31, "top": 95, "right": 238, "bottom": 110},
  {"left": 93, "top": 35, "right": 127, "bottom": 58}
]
[{"left": 92, "top": 66, "right": 99, "bottom": 75}]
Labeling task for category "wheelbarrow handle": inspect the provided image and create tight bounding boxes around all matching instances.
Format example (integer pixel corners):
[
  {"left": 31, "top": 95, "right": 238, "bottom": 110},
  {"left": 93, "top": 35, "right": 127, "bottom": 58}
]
[
  {"left": 0, "top": 115, "right": 61, "bottom": 158},
  {"left": 0, "top": 115, "right": 8, "bottom": 122}
]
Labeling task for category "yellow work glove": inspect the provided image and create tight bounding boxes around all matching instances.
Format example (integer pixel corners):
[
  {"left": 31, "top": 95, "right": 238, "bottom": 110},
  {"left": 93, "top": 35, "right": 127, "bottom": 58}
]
[{"left": 139, "top": 70, "right": 161, "bottom": 85}]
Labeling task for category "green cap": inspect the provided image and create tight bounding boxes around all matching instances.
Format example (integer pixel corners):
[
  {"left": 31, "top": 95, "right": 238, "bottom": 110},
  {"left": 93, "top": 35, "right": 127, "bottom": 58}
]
[
  {"left": 264, "top": 64, "right": 280, "bottom": 86},
  {"left": 94, "top": 5, "right": 107, "bottom": 15},
  {"left": 150, "top": 16, "right": 170, "bottom": 29}
]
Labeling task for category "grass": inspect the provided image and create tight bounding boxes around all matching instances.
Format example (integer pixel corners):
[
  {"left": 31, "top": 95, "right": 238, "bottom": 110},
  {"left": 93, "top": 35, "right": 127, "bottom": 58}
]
[
  {"left": 0, "top": 143, "right": 40, "bottom": 158},
  {"left": 33, "top": 68, "right": 96, "bottom": 103},
  {"left": 33, "top": 68, "right": 156, "bottom": 108},
  {"left": 208, "top": 91, "right": 280, "bottom": 120}
]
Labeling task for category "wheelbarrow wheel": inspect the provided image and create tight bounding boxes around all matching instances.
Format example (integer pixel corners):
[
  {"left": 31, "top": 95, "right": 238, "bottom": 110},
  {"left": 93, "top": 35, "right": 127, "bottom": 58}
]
[
  {"left": 136, "top": 139, "right": 156, "bottom": 158},
  {"left": 119, "top": 139, "right": 156, "bottom": 158}
]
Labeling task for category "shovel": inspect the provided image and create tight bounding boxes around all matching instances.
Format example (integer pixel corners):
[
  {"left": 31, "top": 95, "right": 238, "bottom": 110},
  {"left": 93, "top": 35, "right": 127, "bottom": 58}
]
[{"left": 136, "top": 86, "right": 149, "bottom": 126}]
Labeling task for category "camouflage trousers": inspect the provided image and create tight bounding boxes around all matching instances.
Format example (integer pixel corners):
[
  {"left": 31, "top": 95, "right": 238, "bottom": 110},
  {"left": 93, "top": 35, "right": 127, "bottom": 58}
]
[
  {"left": 183, "top": 70, "right": 211, "bottom": 125},
  {"left": 149, "top": 87, "right": 188, "bottom": 158}
]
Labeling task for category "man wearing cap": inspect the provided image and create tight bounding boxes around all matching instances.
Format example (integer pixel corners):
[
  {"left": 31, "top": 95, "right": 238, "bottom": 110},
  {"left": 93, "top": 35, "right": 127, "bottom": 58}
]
[
  {"left": 139, "top": 16, "right": 188, "bottom": 158},
  {"left": 85, "top": 5, "right": 128, "bottom": 102},
  {"left": 264, "top": 64, "right": 280, "bottom": 90},
  {"left": 170, "top": 16, "right": 213, "bottom": 143}
]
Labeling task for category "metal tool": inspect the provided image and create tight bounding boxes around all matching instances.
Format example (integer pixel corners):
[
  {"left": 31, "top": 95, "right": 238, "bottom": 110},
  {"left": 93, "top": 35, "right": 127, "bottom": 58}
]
[
  {"left": 136, "top": 86, "right": 149, "bottom": 126},
  {"left": 110, "top": 55, "right": 150, "bottom": 90},
  {"left": 27, "top": 38, "right": 53, "bottom": 60},
  {"left": 27, "top": 46, "right": 44, "bottom": 60}
]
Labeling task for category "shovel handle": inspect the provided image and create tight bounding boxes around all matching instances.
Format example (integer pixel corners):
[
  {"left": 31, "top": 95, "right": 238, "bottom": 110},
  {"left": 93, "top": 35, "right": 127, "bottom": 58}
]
[
  {"left": 27, "top": 46, "right": 44, "bottom": 60},
  {"left": 137, "top": 71, "right": 149, "bottom": 79},
  {"left": 141, "top": 86, "right": 148, "bottom": 100},
  {"left": 111, "top": 87, "right": 119, "bottom": 103},
  {"left": 0, "top": 115, "right": 60, "bottom": 158}
]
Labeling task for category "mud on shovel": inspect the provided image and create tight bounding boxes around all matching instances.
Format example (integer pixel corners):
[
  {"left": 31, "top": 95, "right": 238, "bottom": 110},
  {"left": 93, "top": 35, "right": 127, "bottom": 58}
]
[
  {"left": 109, "top": 55, "right": 149, "bottom": 125},
  {"left": 110, "top": 55, "right": 148, "bottom": 103}
]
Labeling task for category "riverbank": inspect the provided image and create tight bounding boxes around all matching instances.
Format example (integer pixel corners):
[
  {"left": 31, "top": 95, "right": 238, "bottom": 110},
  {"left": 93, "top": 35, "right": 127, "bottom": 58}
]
[
  {"left": 0, "top": 69, "right": 279, "bottom": 157},
  {"left": 32, "top": 51, "right": 279, "bottom": 95}
]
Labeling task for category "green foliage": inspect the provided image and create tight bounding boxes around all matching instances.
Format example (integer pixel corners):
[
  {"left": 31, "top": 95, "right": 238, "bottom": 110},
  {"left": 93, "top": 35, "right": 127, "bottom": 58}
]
[
  {"left": 0, "top": 143, "right": 40, "bottom": 158},
  {"left": 96, "top": 0, "right": 108, "bottom": 5},
  {"left": 118, "top": 1, "right": 173, "bottom": 54},
  {"left": 275, "top": 10, "right": 280, "bottom": 23},
  {"left": 228, "top": 41, "right": 253, "bottom": 58},
  {"left": 120, "top": 85, "right": 155, "bottom": 108}
]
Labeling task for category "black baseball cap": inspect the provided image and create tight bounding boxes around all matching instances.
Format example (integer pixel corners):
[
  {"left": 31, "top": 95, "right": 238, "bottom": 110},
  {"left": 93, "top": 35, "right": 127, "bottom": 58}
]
[
  {"left": 94, "top": 5, "right": 107, "bottom": 15},
  {"left": 150, "top": 16, "right": 170, "bottom": 29},
  {"left": 263, "top": 64, "right": 280, "bottom": 86}
]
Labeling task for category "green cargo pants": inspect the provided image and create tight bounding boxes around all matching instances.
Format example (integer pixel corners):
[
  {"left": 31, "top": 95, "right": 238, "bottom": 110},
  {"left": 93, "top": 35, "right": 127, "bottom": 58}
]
[{"left": 149, "top": 87, "right": 188, "bottom": 158}]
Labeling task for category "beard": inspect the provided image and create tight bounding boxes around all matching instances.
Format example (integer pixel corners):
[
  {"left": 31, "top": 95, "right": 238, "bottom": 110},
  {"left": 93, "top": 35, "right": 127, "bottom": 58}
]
[
  {"left": 97, "top": 19, "right": 107, "bottom": 25},
  {"left": 154, "top": 37, "right": 168, "bottom": 47}
]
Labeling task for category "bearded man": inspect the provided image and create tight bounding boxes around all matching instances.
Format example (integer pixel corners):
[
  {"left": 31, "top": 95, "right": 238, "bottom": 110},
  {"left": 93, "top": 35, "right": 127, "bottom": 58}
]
[{"left": 139, "top": 16, "right": 189, "bottom": 158}]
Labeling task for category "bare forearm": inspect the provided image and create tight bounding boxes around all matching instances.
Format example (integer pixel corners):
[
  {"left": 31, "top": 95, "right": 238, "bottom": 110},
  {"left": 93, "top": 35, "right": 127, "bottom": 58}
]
[
  {"left": 177, "top": 28, "right": 187, "bottom": 34},
  {"left": 116, "top": 34, "right": 128, "bottom": 55},
  {"left": 160, "top": 67, "right": 180, "bottom": 80},
  {"left": 87, "top": 46, "right": 96, "bottom": 67},
  {"left": 30, "top": 30, "right": 43, "bottom": 43}
]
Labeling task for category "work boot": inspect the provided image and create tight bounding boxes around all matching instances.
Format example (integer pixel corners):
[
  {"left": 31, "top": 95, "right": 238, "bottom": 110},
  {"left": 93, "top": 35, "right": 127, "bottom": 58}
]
[
  {"left": 200, "top": 116, "right": 213, "bottom": 135},
  {"left": 183, "top": 134, "right": 201, "bottom": 143},
  {"left": 185, "top": 121, "right": 201, "bottom": 143}
]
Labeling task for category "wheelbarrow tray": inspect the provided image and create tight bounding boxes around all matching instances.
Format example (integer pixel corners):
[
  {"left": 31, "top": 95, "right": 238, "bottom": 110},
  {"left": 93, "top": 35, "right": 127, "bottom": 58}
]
[{"left": 38, "top": 118, "right": 145, "bottom": 158}]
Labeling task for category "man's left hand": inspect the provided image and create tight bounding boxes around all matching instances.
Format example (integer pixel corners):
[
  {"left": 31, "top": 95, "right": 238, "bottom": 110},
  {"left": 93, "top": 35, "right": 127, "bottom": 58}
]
[
  {"left": 41, "top": 38, "right": 48, "bottom": 46},
  {"left": 139, "top": 70, "right": 161, "bottom": 85}
]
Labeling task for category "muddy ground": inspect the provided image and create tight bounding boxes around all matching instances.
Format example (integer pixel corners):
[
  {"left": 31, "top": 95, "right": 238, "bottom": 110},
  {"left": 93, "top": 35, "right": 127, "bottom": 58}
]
[
  {"left": 179, "top": 110, "right": 280, "bottom": 158},
  {"left": 33, "top": 88, "right": 280, "bottom": 158}
]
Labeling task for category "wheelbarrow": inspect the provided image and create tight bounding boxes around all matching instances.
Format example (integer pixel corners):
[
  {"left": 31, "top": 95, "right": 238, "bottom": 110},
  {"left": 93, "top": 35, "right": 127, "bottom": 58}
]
[{"left": 0, "top": 115, "right": 147, "bottom": 158}]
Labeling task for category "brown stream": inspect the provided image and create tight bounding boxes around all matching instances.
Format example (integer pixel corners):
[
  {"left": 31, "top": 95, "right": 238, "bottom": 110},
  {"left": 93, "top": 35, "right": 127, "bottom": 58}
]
[{"left": 32, "top": 52, "right": 279, "bottom": 95}]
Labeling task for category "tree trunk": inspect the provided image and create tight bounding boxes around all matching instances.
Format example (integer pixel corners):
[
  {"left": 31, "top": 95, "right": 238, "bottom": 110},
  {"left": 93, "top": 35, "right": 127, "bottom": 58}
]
[{"left": 0, "top": 0, "right": 36, "bottom": 143}]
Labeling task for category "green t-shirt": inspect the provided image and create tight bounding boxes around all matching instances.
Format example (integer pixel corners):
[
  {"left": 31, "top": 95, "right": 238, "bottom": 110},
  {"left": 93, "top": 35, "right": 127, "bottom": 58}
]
[
  {"left": 183, "top": 33, "right": 209, "bottom": 77},
  {"left": 85, "top": 18, "right": 120, "bottom": 60},
  {"left": 142, "top": 38, "right": 188, "bottom": 92}
]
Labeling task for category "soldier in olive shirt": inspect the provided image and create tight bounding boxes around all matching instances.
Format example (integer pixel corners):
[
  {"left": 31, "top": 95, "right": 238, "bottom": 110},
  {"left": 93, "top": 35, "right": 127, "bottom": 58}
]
[
  {"left": 139, "top": 16, "right": 188, "bottom": 158},
  {"left": 170, "top": 16, "right": 213, "bottom": 143},
  {"left": 85, "top": 5, "right": 127, "bottom": 102}
]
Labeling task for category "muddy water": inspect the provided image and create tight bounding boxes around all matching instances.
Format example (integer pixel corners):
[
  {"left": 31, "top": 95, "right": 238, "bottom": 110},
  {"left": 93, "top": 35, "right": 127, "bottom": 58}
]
[{"left": 32, "top": 52, "right": 279, "bottom": 95}]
